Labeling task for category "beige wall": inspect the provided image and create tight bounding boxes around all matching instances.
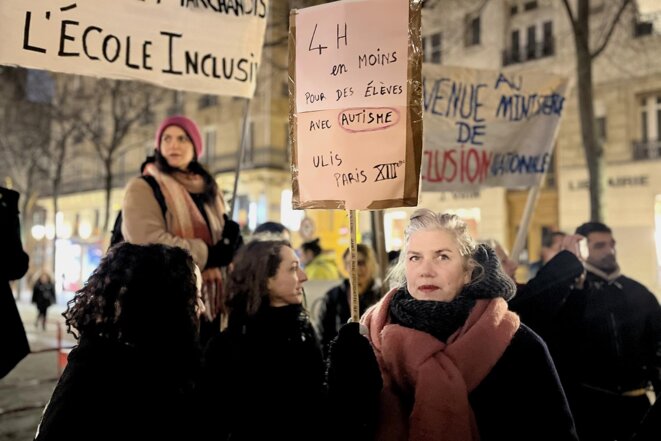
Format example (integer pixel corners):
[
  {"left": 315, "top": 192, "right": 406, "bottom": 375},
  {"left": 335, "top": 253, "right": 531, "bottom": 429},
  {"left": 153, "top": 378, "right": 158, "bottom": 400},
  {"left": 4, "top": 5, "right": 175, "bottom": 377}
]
[{"left": 559, "top": 161, "right": 661, "bottom": 298}]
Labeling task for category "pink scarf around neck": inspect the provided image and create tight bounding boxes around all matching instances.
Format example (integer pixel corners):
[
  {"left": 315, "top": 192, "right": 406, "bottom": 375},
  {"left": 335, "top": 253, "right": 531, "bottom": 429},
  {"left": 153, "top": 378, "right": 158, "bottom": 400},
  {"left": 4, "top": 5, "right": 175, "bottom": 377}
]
[
  {"left": 143, "top": 163, "right": 225, "bottom": 245},
  {"left": 361, "top": 289, "right": 520, "bottom": 441}
]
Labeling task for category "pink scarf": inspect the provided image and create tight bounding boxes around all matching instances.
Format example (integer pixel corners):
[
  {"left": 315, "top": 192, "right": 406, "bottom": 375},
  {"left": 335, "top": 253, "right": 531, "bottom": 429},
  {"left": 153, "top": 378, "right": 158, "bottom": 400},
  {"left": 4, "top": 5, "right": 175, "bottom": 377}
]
[
  {"left": 143, "top": 163, "right": 225, "bottom": 245},
  {"left": 362, "top": 289, "right": 520, "bottom": 441}
]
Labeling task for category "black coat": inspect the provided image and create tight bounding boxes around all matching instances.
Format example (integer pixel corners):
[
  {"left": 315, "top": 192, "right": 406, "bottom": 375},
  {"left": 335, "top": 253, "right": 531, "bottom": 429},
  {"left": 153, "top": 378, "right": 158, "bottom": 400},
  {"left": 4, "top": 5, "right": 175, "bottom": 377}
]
[
  {"left": 35, "top": 337, "right": 202, "bottom": 441},
  {"left": 510, "top": 251, "right": 661, "bottom": 440},
  {"left": 32, "top": 280, "right": 56, "bottom": 312},
  {"left": 0, "top": 187, "right": 30, "bottom": 379},
  {"left": 318, "top": 279, "right": 382, "bottom": 354},
  {"left": 326, "top": 321, "right": 578, "bottom": 441},
  {"left": 469, "top": 324, "right": 578, "bottom": 441},
  {"left": 201, "top": 304, "right": 326, "bottom": 441}
]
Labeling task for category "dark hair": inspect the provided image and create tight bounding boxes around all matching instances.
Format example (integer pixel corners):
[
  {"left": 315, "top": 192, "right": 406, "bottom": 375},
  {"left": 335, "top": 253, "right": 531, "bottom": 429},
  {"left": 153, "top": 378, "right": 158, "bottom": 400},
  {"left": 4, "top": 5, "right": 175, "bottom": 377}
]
[
  {"left": 144, "top": 151, "right": 219, "bottom": 203},
  {"left": 301, "top": 238, "right": 322, "bottom": 257},
  {"left": 387, "top": 250, "right": 401, "bottom": 263},
  {"left": 65, "top": 243, "right": 200, "bottom": 352},
  {"left": 575, "top": 222, "right": 612, "bottom": 238},
  {"left": 254, "top": 221, "right": 289, "bottom": 236},
  {"left": 542, "top": 231, "right": 566, "bottom": 248},
  {"left": 226, "top": 240, "right": 289, "bottom": 323}
]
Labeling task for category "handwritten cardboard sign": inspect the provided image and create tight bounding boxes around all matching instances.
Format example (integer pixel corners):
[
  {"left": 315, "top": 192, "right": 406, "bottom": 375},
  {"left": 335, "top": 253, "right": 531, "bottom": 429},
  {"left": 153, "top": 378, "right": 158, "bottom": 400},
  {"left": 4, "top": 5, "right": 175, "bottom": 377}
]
[
  {"left": 289, "top": 0, "right": 422, "bottom": 210},
  {"left": 422, "top": 64, "right": 569, "bottom": 191},
  {"left": 0, "top": 0, "right": 269, "bottom": 98}
]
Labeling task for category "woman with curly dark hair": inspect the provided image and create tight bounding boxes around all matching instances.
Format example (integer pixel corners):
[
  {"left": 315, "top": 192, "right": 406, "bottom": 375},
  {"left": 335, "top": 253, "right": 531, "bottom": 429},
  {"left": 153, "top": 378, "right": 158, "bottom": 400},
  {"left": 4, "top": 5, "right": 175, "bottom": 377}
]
[
  {"left": 200, "top": 239, "right": 326, "bottom": 441},
  {"left": 35, "top": 243, "right": 205, "bottom": 441}
]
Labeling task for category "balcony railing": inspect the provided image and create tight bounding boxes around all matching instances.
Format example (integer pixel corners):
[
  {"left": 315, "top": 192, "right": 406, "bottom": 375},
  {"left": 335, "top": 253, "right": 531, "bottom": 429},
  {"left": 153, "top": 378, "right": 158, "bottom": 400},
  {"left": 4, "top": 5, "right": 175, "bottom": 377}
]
[
  {"left": 632, "top": 140, "right": 661, "bottom": 160},
  {"left": 502, "top": 38, "right": 555, "bottom": 66}
]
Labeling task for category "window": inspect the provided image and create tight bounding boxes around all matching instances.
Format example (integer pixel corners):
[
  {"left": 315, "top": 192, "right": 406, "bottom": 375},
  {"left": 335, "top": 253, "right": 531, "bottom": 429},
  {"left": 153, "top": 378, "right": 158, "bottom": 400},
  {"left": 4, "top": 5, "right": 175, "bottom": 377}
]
[
  {"left": 198, "top": 94, "right": 218, "bottom": 109},
  {"left": 641, "top": 106, "right": 648, "bottom": 142},
  {"left": 510, "top": 5, "right": 518, "bottom": 16},
  {"left": 640, "top": 95, "right": 661, "bottom": 142},
  {"left": 465, "top": 15, "right": 480, "bottom": 46},
  {"left": 423, "top": 32, "right": 442, "bottom": 64},
  {"left": 32, "top": 208, "right": 47, "bottom": 227},
  {"left": 203, "top": 128, "right": 217, "bottom": 161},
  {"left": 523, "top": 1, "right": 538, "bottom": 11},
  {"left": 26, "top": 70, "right": 54, "bottom": 103},
  {"left": 511, "top": 30, "right": 520, "bottom": 62},
  {"left": 526, "top": 25, "right": 536, "bottom": 59},
  {"left": 542, "top": 21, "right": 554, "bottom": 56},
  {"left": 658, "top": 97, "right": 661, "bottom": 141},
  {"left": 634, "top": 21, "right": 653, "bottom": 38},
  {"left": 242, "top": 121, "right": 255, "bottom": 165}
]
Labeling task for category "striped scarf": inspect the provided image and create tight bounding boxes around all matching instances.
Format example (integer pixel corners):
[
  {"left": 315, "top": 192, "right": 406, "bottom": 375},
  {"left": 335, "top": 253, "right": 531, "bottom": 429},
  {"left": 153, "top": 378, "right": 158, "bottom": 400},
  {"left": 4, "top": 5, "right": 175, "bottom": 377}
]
[{"left": 143, "top": 163, "right": 225, "bottom": 245}]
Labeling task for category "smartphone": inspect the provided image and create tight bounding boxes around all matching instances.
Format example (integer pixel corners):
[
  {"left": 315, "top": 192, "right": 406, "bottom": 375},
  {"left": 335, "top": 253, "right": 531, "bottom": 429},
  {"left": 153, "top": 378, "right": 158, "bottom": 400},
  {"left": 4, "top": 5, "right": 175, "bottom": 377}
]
[{"left": 578, "top": 238, "right": 589, "bottom": 260}]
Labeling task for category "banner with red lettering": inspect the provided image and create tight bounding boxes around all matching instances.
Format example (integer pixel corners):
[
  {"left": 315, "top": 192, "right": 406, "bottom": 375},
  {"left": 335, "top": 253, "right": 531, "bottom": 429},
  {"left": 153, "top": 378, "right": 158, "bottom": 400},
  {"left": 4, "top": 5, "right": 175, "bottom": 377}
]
[
  {"left": 421, "top": 64, "right": 569, "bottom": 191},
  {"left": 0, "top": 0, "right": 268, "bottom": 98}
]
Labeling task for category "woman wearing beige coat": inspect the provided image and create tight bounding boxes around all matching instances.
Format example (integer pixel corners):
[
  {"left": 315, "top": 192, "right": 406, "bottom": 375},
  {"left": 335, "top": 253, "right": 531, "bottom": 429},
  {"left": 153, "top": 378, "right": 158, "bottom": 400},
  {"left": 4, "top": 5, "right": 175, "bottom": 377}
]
[{"left": 121, "top": 115, "right": 242, "bottom": 341}]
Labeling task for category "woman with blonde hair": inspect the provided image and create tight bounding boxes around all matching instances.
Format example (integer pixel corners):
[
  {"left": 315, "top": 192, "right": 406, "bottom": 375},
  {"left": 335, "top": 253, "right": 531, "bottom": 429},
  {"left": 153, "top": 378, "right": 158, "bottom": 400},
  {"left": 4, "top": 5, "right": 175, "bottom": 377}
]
[
  {"left": 326, "top": 209, "right": 578, "bottom": 441},
  {"left": 318, "top": 243, "right": 382, "bottom": 355}
]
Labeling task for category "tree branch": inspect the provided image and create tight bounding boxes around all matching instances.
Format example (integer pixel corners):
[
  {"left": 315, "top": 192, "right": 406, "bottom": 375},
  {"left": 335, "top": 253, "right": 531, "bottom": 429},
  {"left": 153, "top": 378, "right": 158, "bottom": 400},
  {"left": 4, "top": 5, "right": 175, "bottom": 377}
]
[
  {"left": 591, "top": 0, "right": 632, "bottom": 59},
  {"left": 561, "top": 0, "right": 578, "bottom": 35}
]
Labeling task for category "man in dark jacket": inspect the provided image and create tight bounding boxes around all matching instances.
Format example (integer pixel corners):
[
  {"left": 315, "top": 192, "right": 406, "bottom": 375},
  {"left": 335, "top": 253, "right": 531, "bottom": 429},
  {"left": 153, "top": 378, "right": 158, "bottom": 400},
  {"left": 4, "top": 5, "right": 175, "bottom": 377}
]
[
  {"left": 511, "top": 222, "right": 661, "bottom": 441},
  {"left": 0, "top": 186, "right": 30, "bottom": 379}
]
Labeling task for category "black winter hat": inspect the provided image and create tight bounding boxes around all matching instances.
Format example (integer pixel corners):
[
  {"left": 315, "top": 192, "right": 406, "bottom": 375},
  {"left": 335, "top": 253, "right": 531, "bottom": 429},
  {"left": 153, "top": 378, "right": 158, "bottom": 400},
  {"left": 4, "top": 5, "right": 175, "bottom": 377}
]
[{"left": 462, "top": 243, "right": 517, "bottom": 301}]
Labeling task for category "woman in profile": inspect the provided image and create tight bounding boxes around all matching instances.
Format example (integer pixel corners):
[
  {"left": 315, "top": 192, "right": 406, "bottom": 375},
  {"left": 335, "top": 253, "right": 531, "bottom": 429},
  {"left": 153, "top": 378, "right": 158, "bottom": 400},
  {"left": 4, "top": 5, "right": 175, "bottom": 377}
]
[
  {"left": 35, "top": 243, "right": 205, "bottom": 441},
  {"left": 201, "top": 239, "right": 325, "bottom": 441}
]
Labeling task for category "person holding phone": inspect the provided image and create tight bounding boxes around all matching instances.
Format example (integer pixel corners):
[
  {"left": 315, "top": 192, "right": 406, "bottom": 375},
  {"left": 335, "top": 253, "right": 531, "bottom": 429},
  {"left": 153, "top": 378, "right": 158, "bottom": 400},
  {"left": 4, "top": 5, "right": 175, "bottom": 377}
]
[{"left": 510, "top": 222, "right": 661, "bottom": 441}]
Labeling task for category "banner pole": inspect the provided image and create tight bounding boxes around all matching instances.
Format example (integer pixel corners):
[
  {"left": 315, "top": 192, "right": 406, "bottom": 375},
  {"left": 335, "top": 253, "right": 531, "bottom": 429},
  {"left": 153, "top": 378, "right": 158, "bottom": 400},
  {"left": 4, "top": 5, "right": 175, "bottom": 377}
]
[
  {"left": 230, "top": 98, "right": 251, "bottom": 219},
  {"left": 349, "top": 209, "right": 360, "bottom": 323},
  {"left": 511, "top": 184, "right": 541, "bottom": 265},
  {"left": 371, "top": 210, "right": 388, "bottom": 295}
]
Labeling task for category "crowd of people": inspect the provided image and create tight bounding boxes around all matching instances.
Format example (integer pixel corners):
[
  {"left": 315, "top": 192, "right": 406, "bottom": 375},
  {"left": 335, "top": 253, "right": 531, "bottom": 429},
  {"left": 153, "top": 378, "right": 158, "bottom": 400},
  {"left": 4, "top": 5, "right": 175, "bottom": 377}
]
[{"left": 2, "top": 114, "right": 659, "bottom": 441}]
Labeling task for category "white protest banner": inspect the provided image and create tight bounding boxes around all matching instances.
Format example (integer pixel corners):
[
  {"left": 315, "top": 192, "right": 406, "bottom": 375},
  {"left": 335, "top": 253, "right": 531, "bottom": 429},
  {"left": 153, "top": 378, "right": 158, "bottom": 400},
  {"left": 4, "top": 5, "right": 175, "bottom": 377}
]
[
  {"left": 0, "top": 0, "right": 269, "bottom": 98},
  {"left": 421, "top": 64, "right": 569, "bottom": 191},
  {"left": 289, "top": 0, "right": 423, "bottom": 210}
]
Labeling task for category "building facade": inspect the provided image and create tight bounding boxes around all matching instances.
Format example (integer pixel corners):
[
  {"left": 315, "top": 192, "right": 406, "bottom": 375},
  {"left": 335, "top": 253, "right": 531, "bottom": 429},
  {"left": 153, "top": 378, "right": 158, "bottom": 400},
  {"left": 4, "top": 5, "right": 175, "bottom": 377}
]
[
  {"left": 412, "top": 0, "right": 661, "bottom": 294},
  {"left": 15, "top": 0, "right": 661, "bottom": 294}
]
